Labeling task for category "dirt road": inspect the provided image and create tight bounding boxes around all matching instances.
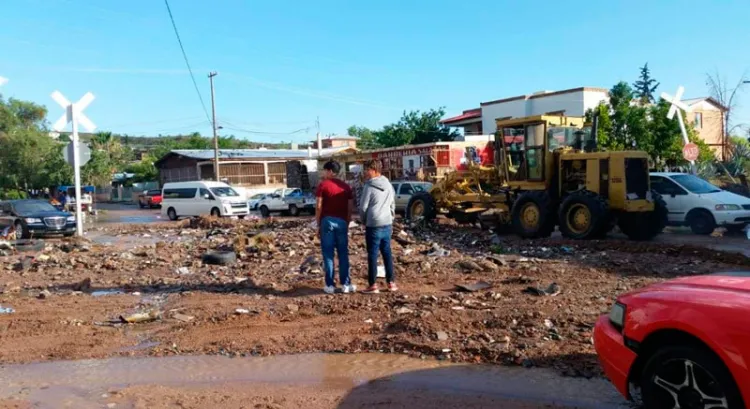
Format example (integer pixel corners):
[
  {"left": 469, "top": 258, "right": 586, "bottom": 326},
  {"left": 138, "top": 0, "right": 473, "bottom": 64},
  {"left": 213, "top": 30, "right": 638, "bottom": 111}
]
[{"left": 1, "top": 209, "right": 748, "bottom": 408}]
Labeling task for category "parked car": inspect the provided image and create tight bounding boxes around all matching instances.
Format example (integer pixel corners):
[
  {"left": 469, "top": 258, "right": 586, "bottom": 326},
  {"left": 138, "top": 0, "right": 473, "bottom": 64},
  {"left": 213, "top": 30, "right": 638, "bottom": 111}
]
[
  {"left": 247, "top": 193, "right": 267, "bottom": 211},
  {"left": 0, "top": 199, "right": 76, "bottom": 238},
  {"left": 594, "top": 272, "right": 750, "bottom": 408},
  {"left": 391, "top": 181, "right": 433, "bottom": 212},
  {"left": 138, "top": 189, "right": 163, "bottom": 209},
  {"left": 256, "top": 188, "right": 315, "bottom": 217},
  {"left": 160, "top": 181, "right": 249, "bottom": 221},
  {"left": 650, "top": 172, "right": 750, "bottom": 235}
]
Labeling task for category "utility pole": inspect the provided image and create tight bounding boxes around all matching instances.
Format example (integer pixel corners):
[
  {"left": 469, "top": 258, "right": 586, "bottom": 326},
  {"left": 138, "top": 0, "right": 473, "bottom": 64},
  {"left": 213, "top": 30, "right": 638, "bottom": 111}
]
[
  {"left": 209, "top": 71, "right": 220, "bottom": 181},
  {"left": 316, "top": 116, "right": 322, "bottom": 158}
]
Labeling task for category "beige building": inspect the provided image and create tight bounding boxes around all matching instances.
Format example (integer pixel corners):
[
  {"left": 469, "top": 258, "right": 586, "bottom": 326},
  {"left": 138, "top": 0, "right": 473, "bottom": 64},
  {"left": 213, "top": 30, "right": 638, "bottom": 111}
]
[{"left": 683, "top": 97, "right": 728, "bottom": 161}]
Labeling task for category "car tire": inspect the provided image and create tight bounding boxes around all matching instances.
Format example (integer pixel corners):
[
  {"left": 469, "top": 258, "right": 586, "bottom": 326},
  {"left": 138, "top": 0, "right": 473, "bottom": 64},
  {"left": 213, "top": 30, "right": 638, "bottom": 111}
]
[
  {"left": 289, "top": 204, "right": 299, "bottom": 217},
  {"left": 640, "top": 344, "right": 744, "bottom": 409},
  {"left": 210, "top": 207, "right": 221, "bottom": 217},
  {"left": 510, "top": 191, "right": 555, "bottom": 239},
  {"left": 260, "top": 206, "right": 270, "bottom": 218},
  {"left": 688, "top": 209, "right": 716, "bottom": 235},
  {"left": 238, "top": 215, "right": 245, "bottom": 220},
  {"left": 201, "top": 250, "right": 237, "bottom": 266},
  {"left": 14, "top": 220, "right": 29, "bottom": 240},
  {"left": 558, "top": 190, "right": 609, "bottom": 240},
  {"left": 167, "top": 207, "right": 178, "bottom": 221},
  {"left": 63, "top": 232, "right": 75, "bottom": 237},
  {"left": 12, "top": 239, "right": 45, "bottom": 252}
]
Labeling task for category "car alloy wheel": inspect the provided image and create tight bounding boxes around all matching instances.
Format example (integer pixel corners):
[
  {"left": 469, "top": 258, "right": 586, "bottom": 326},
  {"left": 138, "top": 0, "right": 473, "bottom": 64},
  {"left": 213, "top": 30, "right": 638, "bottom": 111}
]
[{"left": 650, "top": 359, "right": 728, "bottom": 409}]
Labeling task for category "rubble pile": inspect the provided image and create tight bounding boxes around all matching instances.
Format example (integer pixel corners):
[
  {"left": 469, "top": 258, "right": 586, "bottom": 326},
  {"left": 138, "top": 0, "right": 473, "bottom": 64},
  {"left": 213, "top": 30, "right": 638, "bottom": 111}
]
[{"left": 0, "top": 217, "right": 746, "bottom": 376}]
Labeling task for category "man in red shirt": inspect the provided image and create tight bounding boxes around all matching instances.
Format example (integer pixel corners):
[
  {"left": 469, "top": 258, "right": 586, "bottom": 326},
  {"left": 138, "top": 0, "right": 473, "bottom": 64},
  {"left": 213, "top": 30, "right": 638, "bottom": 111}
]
[{"left": 315, "top": 160, "right": 355, "bottom": 294}]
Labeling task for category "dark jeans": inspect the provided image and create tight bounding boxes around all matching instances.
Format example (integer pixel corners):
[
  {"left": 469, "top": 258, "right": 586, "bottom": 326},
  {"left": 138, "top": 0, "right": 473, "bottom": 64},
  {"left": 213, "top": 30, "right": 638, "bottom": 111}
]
[
  {"left": 320, "top": 216, "right": 350, "bottom": 287},
  {"left": 365, "top": 225, "right": 395, "bottom": 286}
]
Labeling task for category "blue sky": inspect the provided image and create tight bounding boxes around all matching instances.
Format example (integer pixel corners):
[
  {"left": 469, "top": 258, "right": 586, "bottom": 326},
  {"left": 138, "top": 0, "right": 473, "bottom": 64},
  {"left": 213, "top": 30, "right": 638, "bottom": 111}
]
[{"left": 1, "top": 0, "right": 749, "bottom": 144}]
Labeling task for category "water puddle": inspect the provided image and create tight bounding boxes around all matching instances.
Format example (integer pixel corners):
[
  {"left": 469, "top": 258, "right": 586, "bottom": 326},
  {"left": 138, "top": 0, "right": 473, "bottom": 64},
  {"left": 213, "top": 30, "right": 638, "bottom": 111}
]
[
  {"left": 0, "top": 353, "right": 627, "bottom": 409},
  {"left": 91, "top": 289, "right": 125, "bottom": 297}
]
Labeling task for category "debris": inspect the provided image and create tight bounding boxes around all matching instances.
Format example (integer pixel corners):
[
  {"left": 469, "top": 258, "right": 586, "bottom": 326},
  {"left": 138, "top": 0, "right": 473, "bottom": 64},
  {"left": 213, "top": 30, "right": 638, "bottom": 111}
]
[
  {"left": 175, "top": 267, "right": 191, "bottom": 275},
  {"left": 435, "top": 331, "right": 449, "bottom": 341},
  {"left": 403, "top": 248, "right": 414, "bottom": 256},
  {"left": 73, "top": 277, "right": 92, "bottom": 292},
  {"left": 395, "top": 307, "right": 414, "bottom": 315},
  {"left": 523, "top": 282, "right": 561, "bottom": 297},
  {"left": 201, "top": 250, "right": 237, "bottom": 266},
  {"left": 486, "top": 255, "right": 509, "bottom": 266},
  {"left": 427, "top": 243, "right": 450, "bottom": 257},
  {"left": 476, "top": 259, "right": 499, "bottom": 272},
  {"left": 377, "top": 265, "right": 386, "bottom": 278},
  {"left": 364, "top": 319, "right": 373, "bottom": 324},
  {"left": 173, "top": 313, "right": 195, "bottom": 323},
  {"left": 455, "top": 281, "right": 493, "bottom": 293},
  {"left": 0, "top": 304, "right": 15, "bottom": 314},
  {"left": 38, "top": 289, "right": 52, "bottom": 299},
  {"left": 456, "top": 259, "right": 483, "bottom": 272},
  {"left": 0, "top": 225, "right": 15, "bottom": 240},
  {"left": 248, "top": 232, "right": 276, "bottom": 251},
  {"left": 286, "top": 304, "right": 299, "bottom": 313},
  {"left": 120, "top": 310, "right": 161, "bottom": 324},
  {"left": 235, "top": 308, "right": 250, "bottom": 315},
  {"left": 13, "top": 257, "right": 32, "bottom": 272}
]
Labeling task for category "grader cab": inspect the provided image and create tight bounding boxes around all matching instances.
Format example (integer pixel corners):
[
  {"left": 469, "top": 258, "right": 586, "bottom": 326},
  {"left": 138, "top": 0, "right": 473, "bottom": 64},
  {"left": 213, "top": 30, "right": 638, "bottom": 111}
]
[{"left": 406, "top": 114, "right": 667, "bottom": 240}]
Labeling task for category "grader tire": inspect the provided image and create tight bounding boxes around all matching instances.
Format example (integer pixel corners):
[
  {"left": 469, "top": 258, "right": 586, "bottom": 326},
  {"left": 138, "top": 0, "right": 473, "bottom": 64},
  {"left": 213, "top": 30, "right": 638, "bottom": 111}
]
[
  {"left": 511, "top": 191, "right": 555, "bottom": 239},
  {"left": 406, "top": 192, "right": 437, "bottom": 222},
  {"left": 618, "top": 191, "right": 668, "bottom": 241},
  {"left": 558, "top": 191, "right": 609, "bottom": 240}
]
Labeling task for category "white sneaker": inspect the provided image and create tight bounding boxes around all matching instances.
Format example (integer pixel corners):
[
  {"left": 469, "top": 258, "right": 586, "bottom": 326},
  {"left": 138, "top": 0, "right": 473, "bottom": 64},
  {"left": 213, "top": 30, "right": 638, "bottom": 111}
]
[
  {"left": 342, "top": 284, "right": 357, "bottom": 294},
  {"left": 323, "top": 286, "right": 336, "bottom": 294}
]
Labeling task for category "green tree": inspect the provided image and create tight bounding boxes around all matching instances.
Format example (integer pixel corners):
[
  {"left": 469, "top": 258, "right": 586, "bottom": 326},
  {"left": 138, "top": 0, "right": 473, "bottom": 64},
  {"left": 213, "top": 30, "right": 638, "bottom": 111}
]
[
  {"left": 125, "top": 154, "right": 159, "bottom": 182},
  {"left": 80, "top": 131, "right": 131, "bottom": 187},
  {"left": 633, "top": 63, "right": 660, "bottom": 104},
  {"left": 0, "top": 96, "right": 72, "bottom": 191},
  {"left": 347, "top": 125, "right": 380, "bottom": 149},
  {"left": 369, "top": 108, "right": 460, "bottom": 148}
]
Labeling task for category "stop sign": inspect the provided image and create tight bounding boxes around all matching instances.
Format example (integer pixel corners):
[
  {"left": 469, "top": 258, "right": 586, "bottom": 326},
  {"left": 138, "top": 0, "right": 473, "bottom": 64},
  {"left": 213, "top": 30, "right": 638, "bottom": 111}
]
[{"left": 683, "top": 143, "right": 699, "bottom": 161}]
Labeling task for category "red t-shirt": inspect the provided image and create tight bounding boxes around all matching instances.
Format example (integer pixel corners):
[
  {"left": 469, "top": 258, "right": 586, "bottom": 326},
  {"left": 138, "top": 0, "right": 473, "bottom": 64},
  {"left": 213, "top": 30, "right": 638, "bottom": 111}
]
[{"left": 316, "top": 179, "right": 352, "bottom": 221}]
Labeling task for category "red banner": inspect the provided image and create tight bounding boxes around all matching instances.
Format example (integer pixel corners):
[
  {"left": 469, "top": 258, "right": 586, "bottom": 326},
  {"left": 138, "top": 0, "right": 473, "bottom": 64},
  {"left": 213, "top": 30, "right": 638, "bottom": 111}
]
[{"left": 371, "top": 146, "right": 440, "bottom": 159}]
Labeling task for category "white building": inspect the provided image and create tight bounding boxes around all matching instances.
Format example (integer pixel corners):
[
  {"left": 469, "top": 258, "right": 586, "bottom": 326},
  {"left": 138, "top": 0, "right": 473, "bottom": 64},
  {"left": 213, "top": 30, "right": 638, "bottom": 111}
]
[{"left": 442, "top": 87, "right": 609, "bottom": 135}]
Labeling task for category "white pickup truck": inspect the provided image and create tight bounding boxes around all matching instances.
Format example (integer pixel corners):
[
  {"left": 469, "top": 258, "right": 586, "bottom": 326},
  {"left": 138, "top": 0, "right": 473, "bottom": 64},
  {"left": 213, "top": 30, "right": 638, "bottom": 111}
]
[{"left": 256, "top": 188, "right": 316, "bottom": 217}]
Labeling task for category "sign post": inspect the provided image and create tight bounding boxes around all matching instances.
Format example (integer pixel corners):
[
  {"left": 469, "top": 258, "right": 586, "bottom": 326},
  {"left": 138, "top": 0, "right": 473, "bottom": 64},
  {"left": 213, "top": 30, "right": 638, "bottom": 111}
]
[
  {"left": 660, "top": 86, "right": 696, "bottom": 174},
  {"left": 51, "top": 91, "right": 96, "bottom": 236}
]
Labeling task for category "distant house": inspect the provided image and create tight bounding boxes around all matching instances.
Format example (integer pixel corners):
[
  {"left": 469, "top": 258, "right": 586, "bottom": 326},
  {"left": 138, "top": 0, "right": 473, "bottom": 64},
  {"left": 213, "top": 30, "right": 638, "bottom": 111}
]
[
  {"left": 311, "top": 135, "right": 358, "bottom": 150},
  {"left": 441, "top": 87, "right": 609, "bottom": 136},
  {"left": 154, "top": 147, "right": 356, "bottom": 193},
  {"left": 682, "top": 97, "right": 729, "bottom": 161}
]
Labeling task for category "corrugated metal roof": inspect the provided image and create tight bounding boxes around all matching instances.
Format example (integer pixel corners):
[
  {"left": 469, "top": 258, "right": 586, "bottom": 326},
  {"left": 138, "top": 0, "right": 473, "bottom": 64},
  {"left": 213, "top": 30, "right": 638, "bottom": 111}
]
[{"left": 168, "top": 147, "right": 349, "bottom": 160}]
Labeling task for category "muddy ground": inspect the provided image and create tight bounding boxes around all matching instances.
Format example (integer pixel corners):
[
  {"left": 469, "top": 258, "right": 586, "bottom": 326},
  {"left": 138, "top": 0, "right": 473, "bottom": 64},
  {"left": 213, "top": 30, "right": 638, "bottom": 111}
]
[{"left": 0, "top": 215, "right": 747, "bottom": 380}]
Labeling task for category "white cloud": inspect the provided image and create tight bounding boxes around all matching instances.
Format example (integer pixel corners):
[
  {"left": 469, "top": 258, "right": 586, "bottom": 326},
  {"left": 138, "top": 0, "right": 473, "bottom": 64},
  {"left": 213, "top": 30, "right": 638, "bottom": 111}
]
[{"left": 0, "top": 76, "right": 8, "bottom": 86}]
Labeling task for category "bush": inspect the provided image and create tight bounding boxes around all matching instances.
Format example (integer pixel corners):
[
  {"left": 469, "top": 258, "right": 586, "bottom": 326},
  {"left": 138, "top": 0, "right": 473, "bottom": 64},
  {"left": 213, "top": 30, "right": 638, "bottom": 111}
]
[{"left": 0, "top": 189, "right": 27, "bottom": 200}]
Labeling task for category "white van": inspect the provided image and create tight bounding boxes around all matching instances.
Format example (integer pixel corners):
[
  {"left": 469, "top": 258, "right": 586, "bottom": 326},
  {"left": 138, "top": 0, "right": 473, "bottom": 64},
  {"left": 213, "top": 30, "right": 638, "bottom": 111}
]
[{"left": 161, "top": 181, "right": 249, "bottom": 221}]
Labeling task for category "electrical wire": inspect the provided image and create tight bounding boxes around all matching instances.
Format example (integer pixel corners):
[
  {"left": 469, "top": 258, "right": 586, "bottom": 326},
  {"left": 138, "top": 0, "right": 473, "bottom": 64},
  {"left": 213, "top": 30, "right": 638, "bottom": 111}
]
[
  {"left": 221, "top": 125, "right": 310, "bottom": 136},
  {"left": 163, "top": 0, "right": 211, "bottom": 124}
]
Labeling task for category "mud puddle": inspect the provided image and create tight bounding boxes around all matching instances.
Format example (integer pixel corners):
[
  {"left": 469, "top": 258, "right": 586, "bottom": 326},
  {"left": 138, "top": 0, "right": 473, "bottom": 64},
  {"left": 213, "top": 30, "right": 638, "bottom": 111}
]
[{"left": 0, "top": 353, "right": 627, "bottom": 409}]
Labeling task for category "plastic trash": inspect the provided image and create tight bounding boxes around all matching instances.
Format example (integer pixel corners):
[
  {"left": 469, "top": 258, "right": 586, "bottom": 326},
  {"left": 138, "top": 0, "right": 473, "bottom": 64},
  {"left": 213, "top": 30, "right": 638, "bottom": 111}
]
[
  {"left": 427, "top": 243, "right": 450, "bottom": 257},
  {"left": 377, "top": 265, "right": 386, "bottom": 278},
  {"left": 0, "top": 304, "right": 15, "bottom": 314}
]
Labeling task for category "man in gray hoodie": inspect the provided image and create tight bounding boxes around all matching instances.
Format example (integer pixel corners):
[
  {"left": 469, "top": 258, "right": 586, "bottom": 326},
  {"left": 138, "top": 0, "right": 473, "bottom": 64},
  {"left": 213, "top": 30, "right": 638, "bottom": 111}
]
[{"left": 359, "top": 159, "right": 397, "bottom": 294}]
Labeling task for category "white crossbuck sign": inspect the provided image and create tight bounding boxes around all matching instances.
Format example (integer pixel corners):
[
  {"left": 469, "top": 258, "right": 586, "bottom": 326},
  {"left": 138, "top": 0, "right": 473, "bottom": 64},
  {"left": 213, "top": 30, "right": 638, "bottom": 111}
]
[{"left": 51, "top": 91, "right": 97, "bottom": 132}]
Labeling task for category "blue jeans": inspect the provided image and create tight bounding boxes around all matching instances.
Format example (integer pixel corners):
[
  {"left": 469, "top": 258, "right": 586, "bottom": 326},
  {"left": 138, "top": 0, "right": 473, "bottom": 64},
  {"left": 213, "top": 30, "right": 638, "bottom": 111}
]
[
  {"left": 365, "top": 225, "right": 394, "bottom": 286},
  {"left": 320, "top": 216, "right": 351, "bottom": 288}
]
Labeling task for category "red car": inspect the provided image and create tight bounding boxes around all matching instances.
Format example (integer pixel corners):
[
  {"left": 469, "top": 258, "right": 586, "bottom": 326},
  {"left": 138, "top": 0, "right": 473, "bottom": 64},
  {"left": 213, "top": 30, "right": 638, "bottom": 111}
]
[
  {"left": 594, "top": 272, "right": 750, "bottom": 409},
  {"left": 138, "top": 189, "right": 162, "bottom": 209}
]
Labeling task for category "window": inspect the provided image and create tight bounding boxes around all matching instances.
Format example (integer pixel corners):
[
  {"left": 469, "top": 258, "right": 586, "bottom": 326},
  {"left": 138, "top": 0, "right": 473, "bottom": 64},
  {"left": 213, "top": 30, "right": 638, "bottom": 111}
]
[
  {"left": 525, "top": 148, "right": 544, "bottom": 180},
  {"left": 524, "top": 123, "right": 545, "bottom": 147},
  {"left": 408, "top": 159, "right": 415, "bottom": 169},
  {"left": 694, "top": 112, "right": 703, "bottom": 129},
  {"left": 210, "top": 187, "right": 239, "bottom": 197},
  {"left": 147, "top": 190, "right": 161, "bottom": 196},
  {"left": 671, "top": 174, "right": 721, "bottom": 194},
  {"left": 650, "top": 176, "right": 687, "bottom": 196},
  {"left": 399, "top": 184, "right": 415, "bottom": 195},
  {"left": 268, "top": 162, "right": 287, "bottom": 184},
  {"left": 163, "top": 188, "right": 197, "bottom": 199}
]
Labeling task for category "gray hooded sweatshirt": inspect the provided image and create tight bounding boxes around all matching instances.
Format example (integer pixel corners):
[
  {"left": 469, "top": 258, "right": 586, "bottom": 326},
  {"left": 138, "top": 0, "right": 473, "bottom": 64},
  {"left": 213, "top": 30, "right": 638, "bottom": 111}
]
[{"left": 359, "top": 175, "right": 395, "bottom": 227}]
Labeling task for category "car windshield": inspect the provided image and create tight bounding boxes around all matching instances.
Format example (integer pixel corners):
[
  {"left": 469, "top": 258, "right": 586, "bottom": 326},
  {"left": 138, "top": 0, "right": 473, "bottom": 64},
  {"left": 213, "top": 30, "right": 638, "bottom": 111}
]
[
  {"left": 250, "top": 194, "right": 265, "bottom": 200},
  {"left": 210, "top": 187, "right": 240, "bottom": 197},
  {"left": 413, "top": 183, "right": 432, "bottom": 192},
  {"left": 14, "top": 201, "right": 57, "bottom": 213},
  {"left": 671, "top": 174, "right": 722, "bottom": 194}
]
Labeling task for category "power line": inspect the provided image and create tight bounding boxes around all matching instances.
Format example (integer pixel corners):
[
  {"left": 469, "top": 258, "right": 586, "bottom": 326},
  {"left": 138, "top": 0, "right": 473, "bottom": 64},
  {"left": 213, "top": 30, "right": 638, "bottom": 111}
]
[
  {"left": 221, "top": 124, "right": 310, "bottom": 136},
  {"left": 163, "top": 0, "right": 211, "bottom": 123}
]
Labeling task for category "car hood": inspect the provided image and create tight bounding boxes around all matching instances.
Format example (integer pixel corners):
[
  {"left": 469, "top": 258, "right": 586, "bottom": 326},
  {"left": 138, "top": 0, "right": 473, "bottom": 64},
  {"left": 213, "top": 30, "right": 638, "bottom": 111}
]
[
  {"left": 17, "top": 210, "right": 72, "bottom": 218},
  {"left": 638, "top": 272, "right": 750, "bottom": 294},
  {"left": 699, "top": 190, "right": 750, "bottom": 205}
]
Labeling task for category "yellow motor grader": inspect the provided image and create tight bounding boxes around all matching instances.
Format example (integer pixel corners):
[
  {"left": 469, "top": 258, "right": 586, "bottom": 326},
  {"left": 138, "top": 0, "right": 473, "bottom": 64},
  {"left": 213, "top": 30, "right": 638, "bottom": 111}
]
[{"left": 406, "top": 114, "right": 667, "bottom": 240}]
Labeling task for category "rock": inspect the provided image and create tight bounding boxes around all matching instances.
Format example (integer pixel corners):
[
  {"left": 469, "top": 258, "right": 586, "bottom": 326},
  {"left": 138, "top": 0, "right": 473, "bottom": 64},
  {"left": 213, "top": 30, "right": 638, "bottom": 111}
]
[
  {"left": 36, "top": 254, "right": 50, "bottom": 262},
  {"left": 476, "top": 259, "right": 499, "bottom": 272},
  {"left": 175, "top": 267, "right": 191, "bottom": 275},
  {"left": 73, "top": 277, "right": 91, "bottom": 292},
  {"left": 286, "top": 304, "right": 299, "bottom": 313},
  {"left": 456, "top": 260, "right": 483, "bottom": 272},
  {"left": 395, "top": 307, "right": 413, "bottom": 315},
  {"left": 37, "top": 289, "right": 52, "bottom": 299},
  {"left": 172, "top": 313, "right": 195, "bottom": 323},
  {"left": 435, "top": 331, "right": 449, "bottom": 341}
]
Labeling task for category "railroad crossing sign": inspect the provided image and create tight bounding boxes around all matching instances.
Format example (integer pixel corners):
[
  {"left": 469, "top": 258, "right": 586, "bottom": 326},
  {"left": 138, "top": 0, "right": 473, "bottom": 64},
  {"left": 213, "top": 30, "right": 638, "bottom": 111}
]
[
  {"left": 660, "top": 86, "right": 696, "bottom": 172},
  {"left": 50, "top": 90, "right": 97, "bottom": 237},
  {"left": 0, "top": 76, "right": 8, "bottom": 87},
  {"left": 51, "top": 91, "right": 97, "bottom": 133}
]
